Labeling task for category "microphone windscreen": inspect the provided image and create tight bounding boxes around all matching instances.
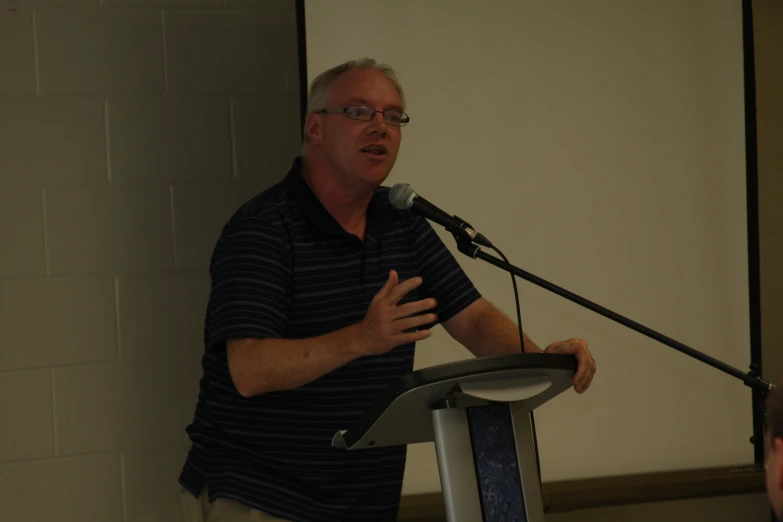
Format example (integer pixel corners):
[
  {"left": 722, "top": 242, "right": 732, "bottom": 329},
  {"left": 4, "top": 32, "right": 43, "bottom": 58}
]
[{"left": 389, "top": 183, "right": 415, "bottom": 210}]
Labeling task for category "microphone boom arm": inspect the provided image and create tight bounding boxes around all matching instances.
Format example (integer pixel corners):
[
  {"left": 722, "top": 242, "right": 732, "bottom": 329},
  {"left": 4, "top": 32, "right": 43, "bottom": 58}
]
[
  {"left": 387, "top": 182, "right": 771, "bottom": 456},
  {"left": 444, "top": 212, "right": 774, "bottom": 392},
  {"left": 448, "top": 221, "right": 772, "bottom": 458},
  {"left": 447, "top": 220, "right": 773, "bottom": 394}
]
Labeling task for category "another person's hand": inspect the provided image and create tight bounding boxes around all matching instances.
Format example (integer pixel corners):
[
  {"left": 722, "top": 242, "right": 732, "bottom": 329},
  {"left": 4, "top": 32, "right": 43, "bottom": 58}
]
[
  {"left": 354, "top": 270, "right": 438, "bottom": 356},
  {"left": 545, "top": 338, "right": 596, "bottom": 393}
]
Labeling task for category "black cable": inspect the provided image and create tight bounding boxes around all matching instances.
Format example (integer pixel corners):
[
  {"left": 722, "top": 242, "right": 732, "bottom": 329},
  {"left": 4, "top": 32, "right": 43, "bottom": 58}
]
[
  {"left": 490, "top": 245, "right": 543, "bottom": 486},
  {"left": 489, "top": 245, "right": 524, "bottom": 354},
  {"left": 446, "top": 217, "right": 544, "bottom": 484}
]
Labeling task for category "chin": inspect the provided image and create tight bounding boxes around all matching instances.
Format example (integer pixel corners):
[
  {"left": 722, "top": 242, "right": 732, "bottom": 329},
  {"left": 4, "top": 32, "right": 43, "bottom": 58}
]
[{"left": 357, "top": 163, "right": 392, "bottom": 186}]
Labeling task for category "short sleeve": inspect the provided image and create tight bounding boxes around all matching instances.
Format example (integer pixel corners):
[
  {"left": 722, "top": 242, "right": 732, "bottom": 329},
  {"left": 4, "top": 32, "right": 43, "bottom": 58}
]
[
  {"left": 204, "top": 216, "right": 292, "bottom": 351},
  {"left": 412, "top": 217, "right": 482, "bottom": 323}
]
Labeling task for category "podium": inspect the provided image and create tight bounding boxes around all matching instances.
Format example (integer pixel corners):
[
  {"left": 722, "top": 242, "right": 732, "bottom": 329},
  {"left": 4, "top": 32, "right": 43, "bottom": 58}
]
[{"left": 332, "top": 353, "right": 578, "bottom": 522}]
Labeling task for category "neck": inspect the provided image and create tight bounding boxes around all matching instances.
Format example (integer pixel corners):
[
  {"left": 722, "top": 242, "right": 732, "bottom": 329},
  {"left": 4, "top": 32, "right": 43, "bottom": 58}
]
[{"left": 301, "top": 155, "right": 373, "bottom": 238}]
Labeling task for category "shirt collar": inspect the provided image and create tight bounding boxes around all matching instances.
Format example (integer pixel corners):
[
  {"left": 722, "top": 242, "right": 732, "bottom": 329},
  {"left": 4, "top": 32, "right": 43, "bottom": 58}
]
[{"left": 284, "top": 156, "right": 398, "bottom": 237}]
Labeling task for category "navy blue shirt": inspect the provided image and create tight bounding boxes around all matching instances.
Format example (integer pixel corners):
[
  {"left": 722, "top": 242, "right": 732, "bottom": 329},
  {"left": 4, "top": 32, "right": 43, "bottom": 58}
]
[{"left": 179, "top": 157, "right": 481, "bottom": 521}]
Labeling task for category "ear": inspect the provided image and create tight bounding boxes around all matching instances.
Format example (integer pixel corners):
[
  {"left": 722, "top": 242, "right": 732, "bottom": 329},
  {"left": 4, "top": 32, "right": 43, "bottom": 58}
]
[{"left": 305, "top": 112, "right": 324, "bottom": 147}]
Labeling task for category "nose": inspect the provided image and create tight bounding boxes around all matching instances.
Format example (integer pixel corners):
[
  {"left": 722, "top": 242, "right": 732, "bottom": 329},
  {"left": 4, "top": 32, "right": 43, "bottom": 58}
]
[{"left": 365, "top": 111, "right": 388, "bottom": 137}]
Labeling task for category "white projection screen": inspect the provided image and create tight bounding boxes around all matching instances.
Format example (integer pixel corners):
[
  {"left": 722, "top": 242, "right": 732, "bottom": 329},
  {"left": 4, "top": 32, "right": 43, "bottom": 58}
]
[{"left": 303, "top": 0, "right": 754, "bottom": 493}]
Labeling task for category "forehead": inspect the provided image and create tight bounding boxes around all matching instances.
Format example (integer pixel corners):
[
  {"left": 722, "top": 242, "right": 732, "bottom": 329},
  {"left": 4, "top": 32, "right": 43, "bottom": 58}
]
[{"left": 327, "top": 68, "right": 402, "bottom": 108}]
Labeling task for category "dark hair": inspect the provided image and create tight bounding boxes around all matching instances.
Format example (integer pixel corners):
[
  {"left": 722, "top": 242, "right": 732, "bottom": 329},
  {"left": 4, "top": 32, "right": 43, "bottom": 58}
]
[{"left": 766, "top": 386, "right": 783, "bottom": 443}]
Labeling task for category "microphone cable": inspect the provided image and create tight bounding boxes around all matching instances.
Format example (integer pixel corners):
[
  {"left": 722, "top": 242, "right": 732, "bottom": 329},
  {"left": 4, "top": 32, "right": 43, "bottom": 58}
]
[{"left": 488, "top": 244, "right": 542, "bottom": 486}]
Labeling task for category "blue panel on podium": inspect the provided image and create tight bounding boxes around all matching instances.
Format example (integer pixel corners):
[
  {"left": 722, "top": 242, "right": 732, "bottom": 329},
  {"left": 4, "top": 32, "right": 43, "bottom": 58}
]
[{"left": 468, "top": 403, "right": 527, "bottom": 521}]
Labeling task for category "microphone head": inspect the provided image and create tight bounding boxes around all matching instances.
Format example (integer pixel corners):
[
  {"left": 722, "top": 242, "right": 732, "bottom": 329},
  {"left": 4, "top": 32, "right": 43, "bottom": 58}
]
[{"left": 389, "top": 183, "right": 416, "bottom": 210}]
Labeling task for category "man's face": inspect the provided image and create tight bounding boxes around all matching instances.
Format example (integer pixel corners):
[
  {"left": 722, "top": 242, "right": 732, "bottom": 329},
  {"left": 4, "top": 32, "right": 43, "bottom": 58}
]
[
  {"left": 766, "top": 431, "right": 783, "bottom": 517},
  {"left": 311, "top": 68, "right": 403, "bottom": 189}
]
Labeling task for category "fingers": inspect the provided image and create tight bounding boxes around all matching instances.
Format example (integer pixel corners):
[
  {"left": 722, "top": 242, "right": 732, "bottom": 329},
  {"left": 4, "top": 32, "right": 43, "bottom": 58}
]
[
  {"left": 570, "top": 339, "right": 596, "bottom": 393},
  {"left": 574, "top": 363, "right": 589, "bottom": 393},
  {"left": 393, "top": 298, "right": 437, "bottom": 321},
  {"left": 362, "top": 271, "right": 437, "bottom": 356},
  {"left": 395, "top": 312, "right": 438, "bottom": 333},
  {"left": 375, "top": 271, "right": 426, "bottom": 307},
  {"left": 397, "top": 328, "right": 432, "bottom": 345},
  {"left": 565, "top": 341, "right": 582, "bottom": 388},
  {"left": 375, "top": 270, "right": 399, "bottom": 300},
  {"left": 386, "top": 275, "right": 424, "bottom": 305},
  {"left": 576, "top": 369, "right": 596, "bottom": 393},
  {"left": 547, "top": 338, "right": 596, "bottom": 393}
]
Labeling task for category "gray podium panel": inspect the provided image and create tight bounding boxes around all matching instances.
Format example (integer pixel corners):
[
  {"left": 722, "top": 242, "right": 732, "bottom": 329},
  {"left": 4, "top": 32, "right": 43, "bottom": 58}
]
[{"left": 432, "top": 407, "right": 484, "bottom": 522}]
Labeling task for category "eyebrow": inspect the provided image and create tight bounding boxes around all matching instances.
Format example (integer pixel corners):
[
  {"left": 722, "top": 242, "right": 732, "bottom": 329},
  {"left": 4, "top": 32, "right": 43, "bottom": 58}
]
[{"left": 347, "top": 98, "right": 404, "bottom": 112}]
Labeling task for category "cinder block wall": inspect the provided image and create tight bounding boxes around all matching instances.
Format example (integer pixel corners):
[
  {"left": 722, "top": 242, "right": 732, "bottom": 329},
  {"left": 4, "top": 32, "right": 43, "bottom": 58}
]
[{"left": 0, "top": 1, "right": 300, "bottom": 520}]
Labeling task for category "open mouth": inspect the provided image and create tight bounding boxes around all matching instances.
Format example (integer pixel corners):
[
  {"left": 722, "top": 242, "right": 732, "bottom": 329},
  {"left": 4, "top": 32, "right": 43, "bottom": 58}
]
[{"left": 360, "top": 145, "right": 388, "bottom": 157}]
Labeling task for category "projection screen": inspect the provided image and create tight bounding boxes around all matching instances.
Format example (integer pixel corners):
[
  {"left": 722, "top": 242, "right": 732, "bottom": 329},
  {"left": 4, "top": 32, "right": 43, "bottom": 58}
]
[{"left": 302, "top": 0, "right": 754, "bottom": 492}]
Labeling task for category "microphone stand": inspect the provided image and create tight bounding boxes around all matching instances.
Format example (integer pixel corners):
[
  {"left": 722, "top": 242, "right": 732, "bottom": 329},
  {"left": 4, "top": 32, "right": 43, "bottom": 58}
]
[{"left": 446, "top": 216, "right": 773, "bottom": 463}]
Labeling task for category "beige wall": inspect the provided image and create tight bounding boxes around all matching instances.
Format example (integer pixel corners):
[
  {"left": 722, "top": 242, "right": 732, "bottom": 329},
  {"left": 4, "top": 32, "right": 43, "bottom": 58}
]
[
  {"left": 306, "top": 0, "right": 755, "bottom": 487},
  {"left": 302, "top": 0, "right": 779, "bottom": 519},
  {"left": 0, "top": 1, "right": 300, "bottom": 521},
  {"left": 755, "top": 0, "right": 783, "bottom": 386},
  {"left": 553, "top": 1, "right": 783, "bottom": 519}
]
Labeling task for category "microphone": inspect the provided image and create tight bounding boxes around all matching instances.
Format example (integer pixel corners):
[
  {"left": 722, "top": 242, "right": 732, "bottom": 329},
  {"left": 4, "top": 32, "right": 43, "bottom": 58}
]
[{"left": 388, "top": 183, "right": 493, "bottom": 248}]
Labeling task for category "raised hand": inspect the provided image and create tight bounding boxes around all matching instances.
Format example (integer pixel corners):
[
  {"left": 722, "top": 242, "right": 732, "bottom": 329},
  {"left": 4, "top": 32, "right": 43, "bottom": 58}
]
[{"left": 355, "top": 270, "right": 438, "bottom": 356}]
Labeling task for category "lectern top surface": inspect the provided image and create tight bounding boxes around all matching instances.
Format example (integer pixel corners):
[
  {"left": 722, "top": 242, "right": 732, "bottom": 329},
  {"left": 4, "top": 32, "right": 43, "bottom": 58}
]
[
  {"left": 402, "top": 353, "right": 575, "bottom": 387},
  {"left": 333, "top": 353, "right": 577, "bottom": 450}
]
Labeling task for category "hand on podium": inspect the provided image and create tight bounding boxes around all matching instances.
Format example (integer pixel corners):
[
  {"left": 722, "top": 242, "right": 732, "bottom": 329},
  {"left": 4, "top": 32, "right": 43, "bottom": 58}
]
[{"left": 544, "top": 338, "right": 596, "bottom": 393}]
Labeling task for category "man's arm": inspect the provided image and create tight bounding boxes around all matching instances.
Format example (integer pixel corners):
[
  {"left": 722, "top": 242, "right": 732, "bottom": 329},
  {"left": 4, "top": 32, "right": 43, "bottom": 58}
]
[
  {"left": 442, "top": 298, "right": 542, "bottom": 356},
  {"left": 228, "top": 271, "right": 436, "bottom": 397},
  {"left": 228, "top": 326, "right": 363, "bottom": 398},
  {"left": 443, "top": 297, "right": 597, "bottom": 393},
  {"left": 403, "top": 215, "right": 594, "bottom": 390}
]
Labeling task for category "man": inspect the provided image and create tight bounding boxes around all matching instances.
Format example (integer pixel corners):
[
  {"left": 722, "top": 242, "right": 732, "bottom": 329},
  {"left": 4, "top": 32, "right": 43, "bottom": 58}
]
[
  {"left": 178, "top": 58, "right": 596, "bottom": 522},
  {"left": 766, "top": 383, "right": 783, "bottom": 520}
]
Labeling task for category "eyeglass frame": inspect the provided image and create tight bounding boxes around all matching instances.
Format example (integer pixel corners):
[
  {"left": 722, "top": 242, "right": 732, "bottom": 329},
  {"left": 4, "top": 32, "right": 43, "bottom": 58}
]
[{"left": 315, "top": 105, "right": 410, "bottom": 127}]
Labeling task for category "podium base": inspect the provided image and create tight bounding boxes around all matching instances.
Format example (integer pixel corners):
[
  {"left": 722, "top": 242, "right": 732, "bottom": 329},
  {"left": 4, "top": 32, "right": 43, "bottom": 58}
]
[{"left": 431, "top": 402, "right": 544, "bottom": 522}]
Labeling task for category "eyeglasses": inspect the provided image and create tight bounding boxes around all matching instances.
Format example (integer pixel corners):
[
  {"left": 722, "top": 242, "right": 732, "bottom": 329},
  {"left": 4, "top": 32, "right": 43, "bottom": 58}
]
[{"left": 317, "top": 105, "right": 410, "bottom": 127}]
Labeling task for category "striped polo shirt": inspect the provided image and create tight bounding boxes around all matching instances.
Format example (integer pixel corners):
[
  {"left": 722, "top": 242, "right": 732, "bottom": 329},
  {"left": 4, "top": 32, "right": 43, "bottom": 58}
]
[{"left": 178, "top": 157, "right": 481, "bottom": 522}]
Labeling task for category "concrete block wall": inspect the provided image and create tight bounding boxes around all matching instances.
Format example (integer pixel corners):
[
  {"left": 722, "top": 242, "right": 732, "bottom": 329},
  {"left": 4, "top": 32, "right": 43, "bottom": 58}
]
[{"left": 0, "top": 1, "right": 300, "bottom": 520}]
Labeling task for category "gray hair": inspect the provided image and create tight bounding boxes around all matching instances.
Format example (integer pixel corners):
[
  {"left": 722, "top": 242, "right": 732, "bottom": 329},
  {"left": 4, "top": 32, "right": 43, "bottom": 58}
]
[{"left": 301, "top": 58, "right": 406, "bottom": 154}]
